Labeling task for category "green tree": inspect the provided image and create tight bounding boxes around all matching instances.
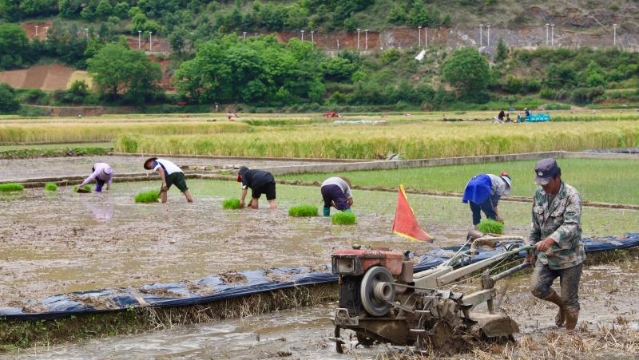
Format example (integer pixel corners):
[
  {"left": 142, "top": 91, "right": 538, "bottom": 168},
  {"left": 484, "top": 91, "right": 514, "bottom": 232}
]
[
  {"left": 0, "top": 83, "right": 20, "bottom": 114},
  {"left": 0, "top": 24, "right": 30, "bottom": 70},
  {"left": 441, "top": 47, "right": 490, "bottom": 99},
  {"left": 495, "top": 38, "right": 508, "bottom": 62},
  {"left": 87, "top": 42, "right": 162, "bottom": 103}
]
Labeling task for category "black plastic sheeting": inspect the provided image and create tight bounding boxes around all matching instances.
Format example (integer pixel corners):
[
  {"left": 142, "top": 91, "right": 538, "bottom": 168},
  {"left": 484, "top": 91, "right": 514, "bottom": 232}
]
[{"left": 2, "top": 233, "right": 638, "bottom": 321}]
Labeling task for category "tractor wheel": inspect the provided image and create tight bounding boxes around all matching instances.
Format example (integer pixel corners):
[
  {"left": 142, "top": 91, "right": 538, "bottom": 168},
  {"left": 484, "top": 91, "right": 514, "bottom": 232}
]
[{"left": 360, "top": 266, "right": 394, "bottom": 317}]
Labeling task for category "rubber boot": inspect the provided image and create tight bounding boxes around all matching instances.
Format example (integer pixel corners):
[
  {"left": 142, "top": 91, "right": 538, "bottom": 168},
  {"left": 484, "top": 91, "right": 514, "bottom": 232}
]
[
  {"left": 95, "top": 184, "right": 102, "bottom": 193},
  {"left": 323, "top": 206, "right": 330, "bottom": 217},
  {"left": 565, "top": 310, "right": 579, "bottom": 331},
  {"left": 544, "top": 290, "right": 566, "bottom": 327}
]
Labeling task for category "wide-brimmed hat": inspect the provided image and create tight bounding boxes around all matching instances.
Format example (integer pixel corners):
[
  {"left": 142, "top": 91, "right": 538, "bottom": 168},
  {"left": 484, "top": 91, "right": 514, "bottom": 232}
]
[
  {"left": 101, "top": 167, "right": 113, "bottom": 177},
  {"left": 534, "top": 158, "right": 561, "bottom": 185},
  {"left": 500, "top": 171, "right": 512, "bottom": 195},
  {"left": 143, "top": 157, "right": 158, "bottom": 170},
  {"left": 338, "top": 176, "right": 352, "bottom": 188}
]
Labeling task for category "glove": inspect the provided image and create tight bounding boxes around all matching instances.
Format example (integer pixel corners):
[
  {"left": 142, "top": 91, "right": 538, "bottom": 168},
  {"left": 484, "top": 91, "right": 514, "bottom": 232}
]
[
  {"left": 343, "top": 208, "right": 353, "bottom": 214},
  {"left": 323, "top": 206, "right": 330, "bottom": 217}
]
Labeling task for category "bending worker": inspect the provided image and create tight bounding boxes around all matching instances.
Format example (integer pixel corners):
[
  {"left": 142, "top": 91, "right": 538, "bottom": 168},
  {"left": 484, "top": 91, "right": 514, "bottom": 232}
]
[
  {"left": 78, "top": 162, "right": 113, "bottom": 192},
  {"left": 237, "top": 166, "right": 277, "bottom": 209},
  {"left": 462, "top": 171, "right": 512, "bottom": 229},
  {"left": 143, "top": 157, "right": 193, "bottom": 203},
  {"left": 525, "top": 158, "right": 584, "bottom": 332},
  {"left": 320, "top": 176, "right": 353, "bottom": 216}
]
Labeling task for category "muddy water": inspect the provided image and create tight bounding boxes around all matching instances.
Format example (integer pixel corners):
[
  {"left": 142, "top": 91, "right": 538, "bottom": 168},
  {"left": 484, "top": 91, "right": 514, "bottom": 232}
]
[
  {"left": 2, "top": 156, "right": 639, "bottom": 359},
  {"left": 0, "top": 155, "right": 333, "bottom": 181},
  {"left": 7, "top": 263, "right": 639, "bottom": 359}
]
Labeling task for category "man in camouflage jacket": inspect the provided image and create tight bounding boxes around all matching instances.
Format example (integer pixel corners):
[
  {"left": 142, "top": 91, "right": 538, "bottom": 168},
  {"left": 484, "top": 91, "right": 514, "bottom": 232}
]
[{"left": 525, "top": 158, "right": 585, "bottom": 331}]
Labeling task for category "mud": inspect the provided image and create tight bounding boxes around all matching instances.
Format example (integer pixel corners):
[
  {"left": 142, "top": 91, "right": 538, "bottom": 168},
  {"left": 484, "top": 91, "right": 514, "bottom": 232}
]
[
  {"left": 1, "top": 155, "right": 638, "bottom": 359},
  {"left": 6, "top": 263, "right": 639, "bottom": 359}
]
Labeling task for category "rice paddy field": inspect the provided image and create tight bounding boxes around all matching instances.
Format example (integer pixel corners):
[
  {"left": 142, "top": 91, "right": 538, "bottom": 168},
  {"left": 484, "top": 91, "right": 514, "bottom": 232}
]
[{"left": 1, "top": 111, "right": 639, "bottom": 359}]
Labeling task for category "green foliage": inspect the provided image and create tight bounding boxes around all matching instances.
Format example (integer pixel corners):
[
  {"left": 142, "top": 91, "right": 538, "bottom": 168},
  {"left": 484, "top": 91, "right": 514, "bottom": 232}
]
[
  {"left": 0, "top": 183, "right": 24, "bottom": 192},
  {"left": 442, "top": 48, "right": 490, "bottom": 99},
  {"left": 0, "top": 24, "right": 30, "bottom": 70},
  {"left": 288, "top": 204, "right": 318, "bottom": 217},
  {"left": 0, "top": 84, "right": 20, "bottom": 114},
  {"left": 0, "top": 147, "right": 110, "bottom": 159},
  {"left": 88, "top": 43, "right": 163, "bottom": 104},
  {"left": 331, "top": 211, "right": 356, "bottom": 225},
  {"left": 222, "top": 198, "right": 241, "bottom": 209},
  {"left": 74, "top": 185, "right": 92, "bottom": 192},
  {"left": 496, "top": 38, "right": 508, "bottom": 62},
  {"left": 44, "top": 182, "right": 58, "bottom": 191},
  {"left": 477, "top": 219, "right": 504, "bottom": 234},
  {"left": 135, "top": 189, "right": 159, "bottom": 203}
]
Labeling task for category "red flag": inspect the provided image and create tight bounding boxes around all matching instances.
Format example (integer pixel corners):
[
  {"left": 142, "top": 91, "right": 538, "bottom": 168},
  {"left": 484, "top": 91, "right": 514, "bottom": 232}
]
[{"left": 392, "top": 185, "right": 434, "bottom": 242}]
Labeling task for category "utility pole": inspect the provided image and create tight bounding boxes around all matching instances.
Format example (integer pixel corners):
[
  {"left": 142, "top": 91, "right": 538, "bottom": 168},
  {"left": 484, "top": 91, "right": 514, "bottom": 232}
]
[
  {"left": 479, "top": 24, "right": 483, "bottom": 47},
  {"left": 301, "top": 29, "right": 304, "bottom": 41},
  {"left": 138, "top": 30, "right": 141, "bottom": 49},
  {"left": 418, "top": 26, "right": 422, "bottom": 47},
  {"left": 613, "top": 23, "right": 617, "bottom": 46},
  {"left": 365, "top": 29, "right": 368, "bottom": 50},
  {"left": 487, "top": 24, "right": 490, "bottom": 47},
  {"left": 551, "top": 24, "right": 554, "bottom": 47},
  {"left": 545, "top": 23, "right": 549, "bottom": 45},
  {"left": 357, "top": 28, "right": 361, "bottom": 50},
  {"left": 149, "top": 31, "right": 152, "bottom": 51},
  {"left": 311, "top": 30, "right": 315, "bottom": 47}
]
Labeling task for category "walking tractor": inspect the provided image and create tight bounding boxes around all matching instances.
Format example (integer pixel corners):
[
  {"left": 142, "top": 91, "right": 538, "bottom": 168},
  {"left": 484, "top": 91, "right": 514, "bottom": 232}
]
[{"left": 329, "top": 240, "right": 534, "bottom": 355}]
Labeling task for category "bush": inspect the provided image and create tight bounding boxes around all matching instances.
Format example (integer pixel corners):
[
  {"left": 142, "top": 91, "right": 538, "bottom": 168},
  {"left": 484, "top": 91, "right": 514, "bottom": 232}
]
[
  {"left": 288, "top": 205, "right": 318, "bottom": 217},
  {"left": 477, "top": 219, "right": 504, "bottom": 234},
  {"left": 135, "top": 189, "right": 159, "bottom": 203},
  {"left": 44, "top": 182, "right": 58, "bottom": 191},
  {"left": 332, "top": 212, "right": 357, "bottom": 225},
  {"left": 0, "top": 183, "right": 24, "bottom": 192},
  {"left": 222, "top": 198, "right": 241, "bottom": 209}
]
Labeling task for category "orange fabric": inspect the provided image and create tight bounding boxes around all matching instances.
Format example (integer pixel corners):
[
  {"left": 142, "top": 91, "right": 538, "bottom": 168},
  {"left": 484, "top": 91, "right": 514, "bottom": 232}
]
[{"left": 392, "top": 185, "right": 434, "bottom": 242}]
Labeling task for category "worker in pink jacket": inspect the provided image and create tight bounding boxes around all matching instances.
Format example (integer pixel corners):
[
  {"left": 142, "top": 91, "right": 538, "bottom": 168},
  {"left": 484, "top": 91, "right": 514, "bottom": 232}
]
[{"left": 79, "top": 162, "right": 113, "bottom": 192}]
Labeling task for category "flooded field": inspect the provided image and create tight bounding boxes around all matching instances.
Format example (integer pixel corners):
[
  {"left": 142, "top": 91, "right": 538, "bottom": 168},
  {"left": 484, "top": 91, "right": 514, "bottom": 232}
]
[{"left": 1, "top": 155, "right": 639, "bottom": 359}]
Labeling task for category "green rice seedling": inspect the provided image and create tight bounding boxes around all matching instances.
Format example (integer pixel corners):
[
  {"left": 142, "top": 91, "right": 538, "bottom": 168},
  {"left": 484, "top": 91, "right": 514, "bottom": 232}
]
[
  {"left": 135, "top": 190, "right": 159, "bottom": 203},
  {"left": 332, "top": 212, "right": 357, "bottom": 225},
  {"left": 0, "top": 183, "right": 24, "bottom": 192},
  {"left": 222, "top": 198, "right": 241, "bottom": 209},
  {"left": 44, "top": 182, "right": 58, "bottom": 191},
  {"left": 288, "top": 205, "right": 318, "bottom": 217},
  {"left": 73, "top": 185, "right": 92, "bottom": 193},
  {"left": 478, "top": 219, "right": 504, "bottom": 234}
]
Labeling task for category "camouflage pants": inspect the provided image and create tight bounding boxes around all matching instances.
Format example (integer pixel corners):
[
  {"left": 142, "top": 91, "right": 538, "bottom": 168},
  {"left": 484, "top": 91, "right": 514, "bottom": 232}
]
[{"left": 530, "top": 261, "right": 583, "bottom": 313}]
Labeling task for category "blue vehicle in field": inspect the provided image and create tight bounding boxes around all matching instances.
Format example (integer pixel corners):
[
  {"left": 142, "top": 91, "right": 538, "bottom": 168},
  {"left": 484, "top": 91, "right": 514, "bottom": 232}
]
[{"left": 517, "top": 108, "right": 551, "bottom": 122}]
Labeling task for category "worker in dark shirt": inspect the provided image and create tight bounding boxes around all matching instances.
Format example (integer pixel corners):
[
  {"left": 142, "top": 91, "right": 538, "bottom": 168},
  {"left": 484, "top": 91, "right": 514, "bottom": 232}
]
[{"left": 237, "top": 166, "right": 277, "bottom": 209}]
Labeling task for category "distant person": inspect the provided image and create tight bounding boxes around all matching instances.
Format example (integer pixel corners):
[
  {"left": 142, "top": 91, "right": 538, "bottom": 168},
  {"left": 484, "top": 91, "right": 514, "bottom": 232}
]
[
  {"left": 320, "top": 176, "right": 354, "bottom": 216},
  {"left": 237, "top": 166, "right": 277, "bottom": 209},
  {"left": 78, "top": 162, "right": 113, "bottom": 192},
  {"left": 143, "top": 157, "right": 193, "bottom": 203},
  {"left": 525, "top": 158, "right": 584, "bottom": 332},
  {"left": 497, "top": 110, "right": 505, "bottom": 122},
  {"left": 462, "top": 171, "right": 512, "bottom": 229},
  {"left": 524, "top": 108, "right": 531, "bottom": 117},
  {"left": 505, "top": 113, "right": 512, "bottom": 123}
]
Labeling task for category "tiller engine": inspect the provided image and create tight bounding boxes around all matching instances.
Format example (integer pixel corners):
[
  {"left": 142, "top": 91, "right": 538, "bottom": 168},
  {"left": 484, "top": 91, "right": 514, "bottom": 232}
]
[{"left": 330, "top": 243, "right": 532, "bottom": 354}]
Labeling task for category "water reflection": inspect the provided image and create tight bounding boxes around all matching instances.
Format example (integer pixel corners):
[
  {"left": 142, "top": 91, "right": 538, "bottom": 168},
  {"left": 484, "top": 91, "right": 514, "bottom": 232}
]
[{"left": 83, "top": 197, "right": 115, "bottom": 222}]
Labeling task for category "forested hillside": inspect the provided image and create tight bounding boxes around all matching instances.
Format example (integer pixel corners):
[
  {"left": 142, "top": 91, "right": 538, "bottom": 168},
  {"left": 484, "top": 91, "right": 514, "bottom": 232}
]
[{"left": 0, "top": 0, "right": 638, "bottom": 113}]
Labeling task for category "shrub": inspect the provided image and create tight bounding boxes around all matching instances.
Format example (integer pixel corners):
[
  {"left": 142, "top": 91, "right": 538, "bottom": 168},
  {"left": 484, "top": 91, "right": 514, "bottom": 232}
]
[
  {"left": 0, "top": 183, "right": 24, "bottom": 192},
  {"left": 477, "top": 219, "right": 504, "bottom": 234},
  {"left": 135, "top": 190, "right": 159, "bottom": 203},
  {"left": 288, "top": 205, "right": 318, "bottom": 217},
  {"left": 332, "top": 212, "right": 357, "bottom": 225},
  {"left": 44, "top": 182, "right": 58, "bottom": 191},
  {"left": 222, "top": 198, "right": 241, "bottom": 209}
]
